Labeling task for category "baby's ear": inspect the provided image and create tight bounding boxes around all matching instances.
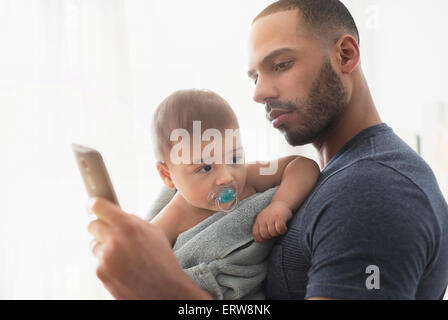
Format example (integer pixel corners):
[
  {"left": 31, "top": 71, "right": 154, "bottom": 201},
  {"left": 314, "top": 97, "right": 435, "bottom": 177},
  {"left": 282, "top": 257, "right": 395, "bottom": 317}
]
[{"left": 156, "top": 161, "right": 175, "bottom": 189}]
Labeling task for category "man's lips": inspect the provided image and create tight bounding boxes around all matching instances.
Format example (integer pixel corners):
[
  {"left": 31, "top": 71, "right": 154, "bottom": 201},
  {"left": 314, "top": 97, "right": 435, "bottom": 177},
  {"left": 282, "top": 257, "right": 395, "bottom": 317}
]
[{"left": 267, "top": 109, "right": 293, "bottom": 128}]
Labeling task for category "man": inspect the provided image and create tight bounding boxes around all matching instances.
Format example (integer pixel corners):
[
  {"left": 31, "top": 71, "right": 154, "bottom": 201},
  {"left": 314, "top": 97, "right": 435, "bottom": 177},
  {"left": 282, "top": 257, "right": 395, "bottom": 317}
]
[{"left": 87, "top": 0, "right": 448, "bottom": 299}]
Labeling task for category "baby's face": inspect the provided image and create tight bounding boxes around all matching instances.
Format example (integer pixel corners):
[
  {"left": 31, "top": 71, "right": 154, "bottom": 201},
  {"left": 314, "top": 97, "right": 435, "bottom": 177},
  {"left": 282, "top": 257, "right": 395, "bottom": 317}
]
[{"left": 166, "top": 132, "right": 247, "bottom": 212}]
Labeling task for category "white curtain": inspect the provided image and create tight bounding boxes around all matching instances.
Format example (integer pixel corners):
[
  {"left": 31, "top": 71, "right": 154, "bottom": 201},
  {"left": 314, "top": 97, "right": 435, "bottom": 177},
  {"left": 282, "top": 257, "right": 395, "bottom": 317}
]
[
  {"left": 0, "top": 0, "right": 287, "bottom": 299},
  {"left": 0, "top": 0, "right": 138, "bottom": 299},
  {"left": 0, "top": 0, "right": 447, "bottom": 299}
]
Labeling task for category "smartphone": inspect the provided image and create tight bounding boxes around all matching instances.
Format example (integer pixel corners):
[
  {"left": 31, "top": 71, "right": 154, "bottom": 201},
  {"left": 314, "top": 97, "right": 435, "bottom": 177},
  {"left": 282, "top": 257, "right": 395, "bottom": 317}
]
[{"left": 72, "top": 143, "right": 120, "bottom": 207}]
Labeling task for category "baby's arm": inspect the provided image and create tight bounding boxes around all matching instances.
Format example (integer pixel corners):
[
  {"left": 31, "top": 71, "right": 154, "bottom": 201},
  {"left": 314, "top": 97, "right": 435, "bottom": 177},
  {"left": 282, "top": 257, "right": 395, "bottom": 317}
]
[
  {"left": 150, "top": 193, "right": 185, "bottom": 247},
  {"left": 247, "top": 156, "right": 320, "bottom": 242}
]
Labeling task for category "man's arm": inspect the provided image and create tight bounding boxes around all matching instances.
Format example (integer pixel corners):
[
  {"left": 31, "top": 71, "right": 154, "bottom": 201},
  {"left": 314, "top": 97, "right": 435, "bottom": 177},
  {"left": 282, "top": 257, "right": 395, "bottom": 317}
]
[{"left": 87, "top": 197, "right": 212, "bottom": 299}]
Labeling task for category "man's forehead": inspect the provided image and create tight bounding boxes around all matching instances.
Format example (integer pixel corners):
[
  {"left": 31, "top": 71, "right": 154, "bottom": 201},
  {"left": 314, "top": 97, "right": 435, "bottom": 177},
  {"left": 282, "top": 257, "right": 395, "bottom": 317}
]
[{"left": 248, "top": 10, "right": 310, "bottom": 66}]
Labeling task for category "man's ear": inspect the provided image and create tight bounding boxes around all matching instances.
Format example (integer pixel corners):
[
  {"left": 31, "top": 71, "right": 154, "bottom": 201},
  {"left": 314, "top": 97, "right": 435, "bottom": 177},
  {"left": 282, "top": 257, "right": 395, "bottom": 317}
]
[
  {"left": 156, "top": 161, "right": 175, "bottom": 189},
  {"left": 334, "top": 34, "right": 360, "bottom": 74}
]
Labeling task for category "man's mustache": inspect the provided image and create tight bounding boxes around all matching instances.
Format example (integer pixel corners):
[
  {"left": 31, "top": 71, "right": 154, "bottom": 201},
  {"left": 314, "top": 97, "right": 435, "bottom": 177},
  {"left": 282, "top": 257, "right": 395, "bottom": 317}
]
[{"left": 265, "top": 100, "right": 297, "bottom": 113}]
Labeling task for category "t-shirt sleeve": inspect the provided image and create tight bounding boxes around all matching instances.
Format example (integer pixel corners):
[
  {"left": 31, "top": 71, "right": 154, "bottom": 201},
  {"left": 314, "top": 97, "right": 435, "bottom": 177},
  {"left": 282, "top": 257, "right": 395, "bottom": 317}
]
[{"left": 305, "top": 161, "right": 437, "bottom": 300}]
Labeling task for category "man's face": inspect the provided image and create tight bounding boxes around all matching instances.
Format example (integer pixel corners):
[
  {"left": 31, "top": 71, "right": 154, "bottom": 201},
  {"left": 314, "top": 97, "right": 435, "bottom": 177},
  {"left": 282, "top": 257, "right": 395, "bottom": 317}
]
[{"left": 248, "top": 10, "right": 348, "bottom": 146}]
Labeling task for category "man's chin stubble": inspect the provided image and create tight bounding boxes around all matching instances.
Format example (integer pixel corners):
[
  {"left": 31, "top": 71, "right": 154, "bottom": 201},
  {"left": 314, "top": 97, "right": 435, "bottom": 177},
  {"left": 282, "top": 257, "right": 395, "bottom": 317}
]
[{"left": 280, "top": 120, "right": 324, "bottom": 146}]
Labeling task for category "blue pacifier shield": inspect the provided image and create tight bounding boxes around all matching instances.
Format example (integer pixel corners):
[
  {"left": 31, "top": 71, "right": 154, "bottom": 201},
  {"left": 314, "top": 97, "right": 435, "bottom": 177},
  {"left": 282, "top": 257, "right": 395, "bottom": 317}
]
[
  {"left": 208, "top": 184, "right": 239, "bottom": 213},
  {"left": 217, "top": 188, "right": 236, "bottom": 204}
]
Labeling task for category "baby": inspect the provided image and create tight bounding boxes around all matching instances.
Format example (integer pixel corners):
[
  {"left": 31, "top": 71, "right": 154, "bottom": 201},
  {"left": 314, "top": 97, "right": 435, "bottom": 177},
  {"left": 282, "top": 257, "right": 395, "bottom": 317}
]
[
  {"left": 150, "top": 89, "right": 319, "bottom": 299},
  {"left": 150, "top": 89, "right": 319, "bottom": 245}
]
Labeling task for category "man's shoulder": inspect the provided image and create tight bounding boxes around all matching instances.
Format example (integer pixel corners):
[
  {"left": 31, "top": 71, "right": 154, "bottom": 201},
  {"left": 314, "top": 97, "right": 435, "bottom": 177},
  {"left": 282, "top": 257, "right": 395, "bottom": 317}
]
[
  {"left": 314, "top": 124, "right": 437, "bottom": 203},
  {"left": 316, "top": 158, "right": 421, "bottom": 199},
  {"left": 304, "top": 158, "right": 437, "bottom": 226}
]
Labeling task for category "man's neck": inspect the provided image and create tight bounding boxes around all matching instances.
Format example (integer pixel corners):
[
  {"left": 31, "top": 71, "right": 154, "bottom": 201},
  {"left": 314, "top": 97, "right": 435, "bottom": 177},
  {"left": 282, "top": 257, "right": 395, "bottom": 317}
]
[{"left": 313, "top": 77, "right": 382, "bottom": 169}]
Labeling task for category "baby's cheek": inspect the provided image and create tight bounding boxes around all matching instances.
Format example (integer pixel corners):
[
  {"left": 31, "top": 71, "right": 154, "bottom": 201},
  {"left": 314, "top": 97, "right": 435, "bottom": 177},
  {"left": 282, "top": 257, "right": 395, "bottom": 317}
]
[{"left": 188, "top": 188, "right": 210, "bottom": 207}]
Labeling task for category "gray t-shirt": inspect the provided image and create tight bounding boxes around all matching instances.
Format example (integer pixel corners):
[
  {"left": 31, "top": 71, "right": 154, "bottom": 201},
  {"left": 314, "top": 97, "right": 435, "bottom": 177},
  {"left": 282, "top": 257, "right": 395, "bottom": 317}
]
[{"left": 266, "top": 123, "right": 448, "bottom": 299}]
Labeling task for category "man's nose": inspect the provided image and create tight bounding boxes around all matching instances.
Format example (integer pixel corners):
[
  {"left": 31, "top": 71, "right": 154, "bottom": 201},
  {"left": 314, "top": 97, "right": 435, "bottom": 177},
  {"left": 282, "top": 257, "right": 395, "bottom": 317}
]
[
  {"left": 252, "top": 75, "right": 279, "bottom": 104},
  {"left": 215, "top": 165, "right": 234, "bottom": 186}
]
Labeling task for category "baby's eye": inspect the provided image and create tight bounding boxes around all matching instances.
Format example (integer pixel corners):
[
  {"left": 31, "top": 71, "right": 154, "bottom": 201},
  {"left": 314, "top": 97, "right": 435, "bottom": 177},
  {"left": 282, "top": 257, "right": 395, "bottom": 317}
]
[{"left": 198, "top": 165, "right": 212, "bottom": 173}]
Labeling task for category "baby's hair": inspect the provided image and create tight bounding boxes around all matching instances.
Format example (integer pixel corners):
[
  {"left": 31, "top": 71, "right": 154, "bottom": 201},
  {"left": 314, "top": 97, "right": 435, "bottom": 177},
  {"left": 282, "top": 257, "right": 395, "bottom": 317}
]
[{"left": 151, "top": 89, "right": 239, "bottom": 162}]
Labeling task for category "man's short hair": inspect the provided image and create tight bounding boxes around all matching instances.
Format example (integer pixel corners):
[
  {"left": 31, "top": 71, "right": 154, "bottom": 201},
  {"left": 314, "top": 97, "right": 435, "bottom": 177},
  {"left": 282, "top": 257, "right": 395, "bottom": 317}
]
[{"left": 253, "top": 0, "right": 360, "bottom": 46}]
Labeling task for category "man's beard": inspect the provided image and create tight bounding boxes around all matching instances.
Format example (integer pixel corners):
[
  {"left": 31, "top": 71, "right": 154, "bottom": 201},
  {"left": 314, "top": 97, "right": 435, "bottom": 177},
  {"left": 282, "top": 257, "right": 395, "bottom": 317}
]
[{"left": 266, "top": 58, "right": 348, "bottom": 146}]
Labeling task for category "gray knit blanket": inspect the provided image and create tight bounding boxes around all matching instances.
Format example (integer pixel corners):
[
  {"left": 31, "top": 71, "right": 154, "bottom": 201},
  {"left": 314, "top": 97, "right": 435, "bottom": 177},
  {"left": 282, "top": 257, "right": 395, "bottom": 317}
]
[{"left": 147, "top": 186, "right": 277, "bottom": 300}]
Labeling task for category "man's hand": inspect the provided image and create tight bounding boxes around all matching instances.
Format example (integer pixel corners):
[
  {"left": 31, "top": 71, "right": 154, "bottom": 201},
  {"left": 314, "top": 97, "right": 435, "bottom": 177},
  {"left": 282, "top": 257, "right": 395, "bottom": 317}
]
[
  {"left": 86, "top": 197, "right": 212, "bottom": 299},
  {"left": 252, "top": 200, "right": 292, "bottom": 242}
]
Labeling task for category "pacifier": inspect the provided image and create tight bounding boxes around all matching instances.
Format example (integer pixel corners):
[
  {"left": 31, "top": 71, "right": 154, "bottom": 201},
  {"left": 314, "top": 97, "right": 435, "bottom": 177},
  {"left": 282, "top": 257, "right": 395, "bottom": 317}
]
[{"left": 207, "top": 183, "right": 239, "bottom": 213}]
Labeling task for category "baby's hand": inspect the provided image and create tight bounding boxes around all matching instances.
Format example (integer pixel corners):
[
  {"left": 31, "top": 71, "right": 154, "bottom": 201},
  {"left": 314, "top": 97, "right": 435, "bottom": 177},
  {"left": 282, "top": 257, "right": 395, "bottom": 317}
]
[{"left": 252, "top": 201, "right": 293, "bottom": 242}]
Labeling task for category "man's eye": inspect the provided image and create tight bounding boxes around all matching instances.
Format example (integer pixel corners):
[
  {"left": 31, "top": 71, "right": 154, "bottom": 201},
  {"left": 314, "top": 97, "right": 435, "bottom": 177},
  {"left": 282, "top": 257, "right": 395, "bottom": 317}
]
[
  {"left": 232, "top": 154, "right": 244, "bottom": 164},
  {"left": 274, "top": 61, "right": 291, "bottom": 72},
  {"left": 198, "top": 165, "right": 212, "bottom": 173},
  {"left": 253, "top": 76, "right": 258, "bottom": 85}
]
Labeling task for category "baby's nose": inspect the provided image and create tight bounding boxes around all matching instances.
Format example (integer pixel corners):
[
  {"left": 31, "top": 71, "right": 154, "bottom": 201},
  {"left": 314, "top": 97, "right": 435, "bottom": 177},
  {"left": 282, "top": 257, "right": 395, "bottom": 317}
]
[{"left": 215, "top": 166, "right": 234, "bottom": 186}]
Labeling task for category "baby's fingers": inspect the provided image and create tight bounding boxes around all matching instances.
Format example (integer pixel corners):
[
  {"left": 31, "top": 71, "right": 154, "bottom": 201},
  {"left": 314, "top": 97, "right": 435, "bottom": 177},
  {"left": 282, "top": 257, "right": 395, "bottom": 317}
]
[
  {"left": 260, "top": 222, "right": 272, "bottom": 242},
  {"left": 275, "top": 219, "right": 288, "bottom": 235},
  {"left": 253, "top": 220, "right": 270, "bottom": 242},
  {"left": 252, "top": 220, "right": 265, "bottom": 242},
  {"left": 267, "top": 221, "right": 279, "bottom": 238}
]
